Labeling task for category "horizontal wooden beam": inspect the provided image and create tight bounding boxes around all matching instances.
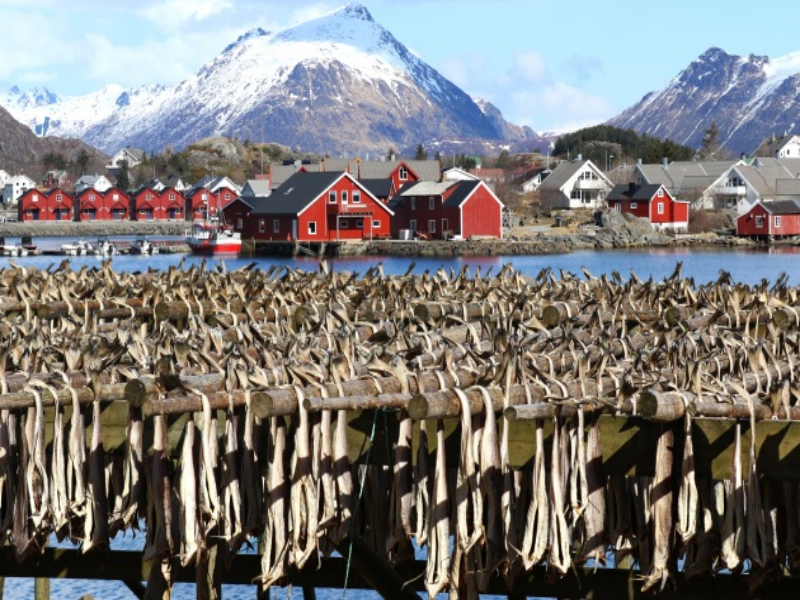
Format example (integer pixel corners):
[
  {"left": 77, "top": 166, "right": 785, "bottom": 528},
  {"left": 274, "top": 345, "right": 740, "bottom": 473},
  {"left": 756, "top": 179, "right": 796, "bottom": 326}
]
[{"left": 1, "top": 548, "right": 799, "bottom": 599}]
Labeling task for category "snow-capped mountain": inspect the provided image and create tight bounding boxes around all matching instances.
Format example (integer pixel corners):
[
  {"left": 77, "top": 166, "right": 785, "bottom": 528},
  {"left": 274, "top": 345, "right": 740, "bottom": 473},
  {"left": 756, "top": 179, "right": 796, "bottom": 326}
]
[
  {"left": 608, "top": 47, "right": 800, "bottom": 153},
  {"left": 1, "top": 4, "right": 539, "bottom": 155}
]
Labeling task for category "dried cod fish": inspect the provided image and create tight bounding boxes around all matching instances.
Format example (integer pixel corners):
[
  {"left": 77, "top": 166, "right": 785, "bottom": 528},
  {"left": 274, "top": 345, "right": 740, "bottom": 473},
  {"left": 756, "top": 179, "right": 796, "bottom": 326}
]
[{"left": 641, "top": 426, "right": 674, "bottom": 593}]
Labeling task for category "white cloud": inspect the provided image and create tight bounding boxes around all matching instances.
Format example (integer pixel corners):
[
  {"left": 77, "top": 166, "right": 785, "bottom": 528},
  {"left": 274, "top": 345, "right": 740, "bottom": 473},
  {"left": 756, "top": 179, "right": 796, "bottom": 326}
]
[
  {"left": 514, "top": 51, "right": 547, "bottom": 83},
  {"left": 137, "top": 0, "right": 234, "bottom": 29}
]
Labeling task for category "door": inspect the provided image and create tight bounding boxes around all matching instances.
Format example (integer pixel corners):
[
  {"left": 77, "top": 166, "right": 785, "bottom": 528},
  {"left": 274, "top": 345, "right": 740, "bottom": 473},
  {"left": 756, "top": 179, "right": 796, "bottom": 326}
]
[{"left": 169, "top": 208, "right": 177, "bottom": 219}]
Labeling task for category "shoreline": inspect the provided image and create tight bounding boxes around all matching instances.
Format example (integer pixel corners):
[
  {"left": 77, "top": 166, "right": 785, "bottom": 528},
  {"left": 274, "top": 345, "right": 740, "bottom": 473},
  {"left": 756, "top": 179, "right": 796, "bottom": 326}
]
[{"left": 0, "top": 221, "right": 761, "bottom": 257}]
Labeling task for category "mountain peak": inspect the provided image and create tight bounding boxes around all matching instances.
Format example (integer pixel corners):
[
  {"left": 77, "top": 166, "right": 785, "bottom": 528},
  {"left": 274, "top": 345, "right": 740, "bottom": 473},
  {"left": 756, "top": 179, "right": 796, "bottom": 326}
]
[
  {"left": 223, "top": 27, "right": 270, "bottom": 53},
  {"left": 335, "top": 3, "right": 374, "bottom": 22}
]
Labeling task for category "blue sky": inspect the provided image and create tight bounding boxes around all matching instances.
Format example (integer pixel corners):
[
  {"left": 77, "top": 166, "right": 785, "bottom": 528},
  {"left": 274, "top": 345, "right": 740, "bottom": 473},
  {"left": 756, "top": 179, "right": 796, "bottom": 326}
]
[{"left": 1, "top": 0, "right": 797, "bottom": 133}]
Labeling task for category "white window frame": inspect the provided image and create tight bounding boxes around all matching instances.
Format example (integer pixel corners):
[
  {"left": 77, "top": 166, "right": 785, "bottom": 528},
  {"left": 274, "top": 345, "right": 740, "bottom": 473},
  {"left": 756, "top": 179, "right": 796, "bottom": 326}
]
[
  {"left": 630, "top": 202, "right": 638, "bottom": 209},
  {"left": 341, "top": 220, "right": 349, "bottom": 229},
  {"left": 429, "top": 197, "right": 435, "bottom": 210},
  {"left": 353, "top": 191, "right": 361, "bottom": 204},
  {"left": 236, "top": 217, "right": 243, "bottom": 230},
  {"left": 146, "top": 193, "right": 152, "bottom": 202},
  {"left": 657, "top": 202, "right": 664, "bottom": 215},
  {"left": 342, "top": 191, "right": 349, "bottom": 205},
  {"left": 273, "top": 219, "right": 280, "bottom": 233},
  {"left": 399, "top": 167, "right": 408, "bottom": 181},
  {"left": 224, "top": 193, "right": 230, "bottom": 201},
  {"left": 113, "top": 193, "right": 120, "bottom": 200},
  {"left": 428, "top": 219, "right": 436, "bottom": 233},
  {"left": 755, "top": 215, "right": 764, "bottom": 228},
  {"left": 308, "top": 221, "right": 317, "bottom": 235},
  {"left": 201, "top": 193, "right": 208, "bottom": 200},
  {"left": 169, "top": 193, "right": 175, "bottom": 201},
  {"left": 657, "top": 189, "right": 664, "bottom": 198},
  {"left": 89, "top": 193, "right": 95, "bottom": 202},
  {"left": 775, "top": 216, "right": 782, "bottom": 227},
  {"left": 329, "top": 191, "right": 337, "bottom": 204},
  {"left": 373, "top": 220, "right": 381, "bottom": 229},
  {"left": 32, "top": 194, "right": 39, "bottom": 203}
]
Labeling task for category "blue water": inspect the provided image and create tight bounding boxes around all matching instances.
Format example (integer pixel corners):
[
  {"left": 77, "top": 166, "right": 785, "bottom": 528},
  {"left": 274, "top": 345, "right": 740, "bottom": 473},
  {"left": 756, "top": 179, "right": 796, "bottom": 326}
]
[{"left": 0, "top": 244, "right": 795, "bottom": 598}]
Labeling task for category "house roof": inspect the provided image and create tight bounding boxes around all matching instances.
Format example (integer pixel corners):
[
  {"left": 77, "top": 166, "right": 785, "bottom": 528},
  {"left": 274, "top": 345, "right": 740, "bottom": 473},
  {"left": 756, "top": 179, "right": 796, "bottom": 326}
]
[
  {"left": 759, "top": 200, "right": 800, "bottom": 215},
  {"left": 443, "top": 167, "right": 480, "bottom": 180},
  {"left": 250, "top": 172, "right": 345, "bottom": 216},
  {"left": 359, "top": 178, "right": 393, "bottom": 198},
  {"left": 399, "top": 181, "right": 457, "bottom": 197},
  {"left": 776, "top": 179, "right": 800, "bottom": 196},
  {"left": 242, "top": 180, "right": 272, "bottom": 197},
  {"left": 636, "top": 160, "right": 738, "bottom": 192},
  {"left": 607, "top": 183, "right": 665, "bottom": 202},
  {"left": 538, "top": 159, "right": 609, "bottom": 191},
  {"left": 442, "top": 180, "right": 483, "bottom": 208},
  {"left": 358, "top": 160, "right": 441, "bottom": 181},
  {"left": 754, "top": 134, "right": 800, "bottom": 157},
  {"left": 322, "top": 158, "right": 357, "bottom": 173},
  {"left": 468, "top": 168, "right": 504, "bottom": 179}
]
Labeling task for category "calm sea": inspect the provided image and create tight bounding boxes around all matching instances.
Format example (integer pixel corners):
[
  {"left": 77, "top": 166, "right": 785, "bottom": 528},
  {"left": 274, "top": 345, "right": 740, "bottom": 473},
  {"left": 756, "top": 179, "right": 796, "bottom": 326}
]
[{"left": 1, "top": 243, "right": 795, "bottom": 598}]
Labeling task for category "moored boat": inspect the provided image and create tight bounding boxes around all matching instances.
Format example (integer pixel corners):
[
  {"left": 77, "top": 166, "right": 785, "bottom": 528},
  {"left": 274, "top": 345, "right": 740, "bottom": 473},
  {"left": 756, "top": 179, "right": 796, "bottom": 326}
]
[
  {"left": 130, "top": 236, "right": 159, "bottom": 255},
  {"left": 186, "top": 221, "right": 242, "bottom": 255},
  {"left": 60, "top": 240, "right": 94, "bottom": 256}
]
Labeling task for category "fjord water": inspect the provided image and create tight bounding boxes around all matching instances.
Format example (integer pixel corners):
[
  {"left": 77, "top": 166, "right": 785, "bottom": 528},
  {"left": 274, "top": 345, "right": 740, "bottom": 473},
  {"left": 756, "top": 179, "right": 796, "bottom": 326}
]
[{"left": 2, "top": 245, "right": 797, "bottom": 599}]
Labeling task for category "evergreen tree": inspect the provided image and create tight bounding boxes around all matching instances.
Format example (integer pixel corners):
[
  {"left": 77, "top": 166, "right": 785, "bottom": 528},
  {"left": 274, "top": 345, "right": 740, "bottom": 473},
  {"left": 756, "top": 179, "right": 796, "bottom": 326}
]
[
  {"left": 386, "top": 146, "right": 397, "bottom": 161},
  {"left": 497, "top": 149, "right": 510, "bottom": 169},
  {"left": 116, "top": 160, "right": 131, "bottom": 191},
  {"left": 76, "top": 149, "right": 91, "bottom": 175},
  {"left": 414, "top": 144, "right": 428, "bottom": 160},
  {"left": 699, "top": 122, "right": 721, "bottom": 160},
  {"left": 434, "top": 151, "right": 442, "bottom": 163}
]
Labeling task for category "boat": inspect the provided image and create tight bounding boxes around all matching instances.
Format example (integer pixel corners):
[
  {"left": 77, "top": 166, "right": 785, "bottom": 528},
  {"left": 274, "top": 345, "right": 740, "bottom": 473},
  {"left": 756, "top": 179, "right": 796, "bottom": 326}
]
[
  {"left": 95, "top": 237, "right": 119, "bottom": 256},
  {"left": 0, "top": 244, "right": 29, "bottom": 257},
  {"left": 186, "top": 218, "right": 242, "bottom": 255},
  {"left": 60, "top": 240, "right": 95, "bottom": 256},
  {"left": 130, "top": 236, "right": 159, "bottom": 255}
]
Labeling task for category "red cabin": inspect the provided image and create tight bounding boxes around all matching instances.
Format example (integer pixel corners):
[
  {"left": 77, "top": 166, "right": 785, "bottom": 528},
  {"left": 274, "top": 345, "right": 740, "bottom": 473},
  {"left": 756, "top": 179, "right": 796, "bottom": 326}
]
[
  {"left": 389, "top": 180, "right": 503, "bottom": 240},
  {"left": 607, "top": 183, "right": 689, "bottom": 231},
  {"left": 186, "top": 187, "right": 215, "bottom": 221},
  {"left": 222, "top": 198, "right": 253, "bottom": 234},
  {"left": 737, "top": 200, "right": 800, "bottom": 238},
  {"left": 17, "top": 188, "right": 73, "bottom": 222},
  {"left": 161, "top": 187, "right": 185, "bottom": 220},
  {"left": 244, "top": 172, "right": 394, "bottom": 242},
  {"left": 76, "top": 187, "right": 130, "bottom": 221}
]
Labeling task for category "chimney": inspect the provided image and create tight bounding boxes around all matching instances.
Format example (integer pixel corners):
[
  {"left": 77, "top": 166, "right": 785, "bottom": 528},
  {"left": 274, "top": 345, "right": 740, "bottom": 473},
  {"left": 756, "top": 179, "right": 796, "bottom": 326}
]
[
  {"left": 662, "top": 157, "right": 669, "bottom": 168},
  {"left": 294, "top": 159, "right": 302, "bottom": 172},
  {"left": 390, "top": 153, "right": 396, "bottom": 162},
  {"left": 577, "top": 153, "right": 582, "bottom": 162},
  {"left": 755, "top": 157, "right": 762, "bottom": 169},
  {"left": 637, "top": 158, "right": 642, "bottom": 165}
]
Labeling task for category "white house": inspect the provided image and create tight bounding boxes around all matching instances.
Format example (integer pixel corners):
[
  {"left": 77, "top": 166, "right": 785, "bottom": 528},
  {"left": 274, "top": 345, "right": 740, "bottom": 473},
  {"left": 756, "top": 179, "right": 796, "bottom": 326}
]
[
  {"left": 194, "top": 175, "right": 242, "bottom": 196},
  {"left": 537, "top": 158, "right": 612, "bottom": 209},
  {"left": 2, "top": 174, "right": 36, "bottom": 207},
  {"left": 106, "top": 148, "right": 144, "bottom": 172},
  {"left": 75, "top": 174, "right": 113, "bottom": 194},
  {"left": 632, "top": 159, "right": 740, "bottom": 209},
  {"left": 0, "top": 170, "right": 10, "bottom": 189},
  {"left": 755, "top": 133, "right": 800, "bottom": 159},
  {"left": 719, "top": 157, "right": 800, "bottom": 215}
]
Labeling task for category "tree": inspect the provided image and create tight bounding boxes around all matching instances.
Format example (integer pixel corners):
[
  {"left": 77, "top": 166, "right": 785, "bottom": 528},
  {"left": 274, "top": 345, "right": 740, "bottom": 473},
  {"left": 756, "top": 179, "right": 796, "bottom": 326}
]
[
  {"left": 699, "top": 122, "right": 721, "bottom": 160},
  {"left": 43, "top": 151, "right": 67, "bottom": 170},
  {"left": 116, "top": 160, "right": 131, "bottom": 191},
  {"left": 434, "top": 151, "right": 442, "bottom": 163},
  {"left": 414, "top": 144, "right": 428, "bottom": 160},
  {"left": 76, "top": 149, "right": 91, "bottom": 175},
  {"left": 497, "top": 149, "right": 510, "bottom": 169}
]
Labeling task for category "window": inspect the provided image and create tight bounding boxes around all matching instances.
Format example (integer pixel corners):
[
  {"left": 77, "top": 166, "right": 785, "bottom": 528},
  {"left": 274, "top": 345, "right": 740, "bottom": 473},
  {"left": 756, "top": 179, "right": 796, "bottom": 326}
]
[
  {"left": 341, "top": 220, "right": 349, "bottom": 229},
  {"left": 570, "top": 189, "right": 581, "bottom": 199},
  {"left": 342, "top": 191, "right": 349, "bottom": 204},
  {"left": 224, "top": 193, "right": 230, "bottom": 201},
  {"left": 657, "top": 203, "right": 664, "bottom": 215},
  {"left": 353, "top": 191, "right": 361, "bottom": 204},
  {"left": 775, "top": 216, "right": 782, "bottom": 228},
  {"left": 32, "top": 194, "right": 38, "bottom": 203},
  {"left": 373, "top": 220, "right": 381, "bottom": 229},
  {"left": 308, "top": 221, "right": 317, "bottom": 235},
  {"left": 259, "top": 219, "right": 265, "bottom": 233},
  {"left": 329, "top": 191, "right": 337, "bottom": 204},
  {"left": 409, "top": 219, "right": 417, "bottom": 232},
  {"left": 411, "top": 197, "right": 416, "bottom": 210},
  {"left": 235, "top": 218, "right": 243, "bottom": 230},
  {"left": 657, "top": 189, "right": 664, "bottom": 198},
  {"left": 146, "top": 193, "right": 152, "bottom": 202},
  {"left": 55, "top": 194, "right": 62, "bottom": 203},
  {"left": 356, "top": 220, "right": 364, "bottom": 229},
  {"left": 113, "top": 193, "right": 119, "bottom": 200},
  {"left": 202, "top": 193, "right": 208, "bottom": 200},
  {"left": 428, "top": 219, "right": 436, "bottom": 233},
  {"left": 399, "top": 167, "right": 408, "bottom": 181},
  {"left": 755, "top": 215, "right": 764, "bottom": 228},
  {"left": 169, "top": 193, "right": 175, "bottom": 201},
  {"left": 89, "top": 193, "right": 95, "bottom": 201},
  {"left": 429, "top": 197, "right": 435, "bottom": 210},
  {"left": 273, "top": 219, "right": 280, "bottom": 233},
  {"left": 442, "top": 218, "right": 449, "bottom": 233}
]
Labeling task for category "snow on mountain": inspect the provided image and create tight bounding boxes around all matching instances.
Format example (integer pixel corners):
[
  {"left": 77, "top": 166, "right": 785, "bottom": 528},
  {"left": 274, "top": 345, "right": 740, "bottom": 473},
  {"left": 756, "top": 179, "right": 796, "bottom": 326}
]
[
  {"left": 0, "top": 3, "right": 538, "bottom": 155},
  {"left": 608, "top": 47, "right": 800, "bottom": 153}
]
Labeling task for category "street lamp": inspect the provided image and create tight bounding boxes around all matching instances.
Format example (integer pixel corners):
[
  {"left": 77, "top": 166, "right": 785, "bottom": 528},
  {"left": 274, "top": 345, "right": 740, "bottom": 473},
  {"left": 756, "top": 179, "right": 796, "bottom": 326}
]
[{"left": 609, "top": 155, "right": 614, "bottom": 172}]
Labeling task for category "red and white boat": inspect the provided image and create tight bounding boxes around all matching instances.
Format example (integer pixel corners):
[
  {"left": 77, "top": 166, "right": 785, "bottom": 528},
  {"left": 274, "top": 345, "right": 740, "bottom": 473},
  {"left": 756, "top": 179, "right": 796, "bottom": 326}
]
[{"left": 186, "top": 220, "right": 242, "bottom": 255}]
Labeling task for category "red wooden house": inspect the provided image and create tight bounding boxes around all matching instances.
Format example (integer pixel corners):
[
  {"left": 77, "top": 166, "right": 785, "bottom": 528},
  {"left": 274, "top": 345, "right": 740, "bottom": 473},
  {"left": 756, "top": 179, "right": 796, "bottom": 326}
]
[
  {"left": 222, "top": 198, "right": 253, "bottom": 234},
  {"left": 737, "top": 200, "right": 800, "bottom": 238},
  {"left": 244, "top": 172, "right": 393, "bottom": 242},
  {"left": 161, "top": 187, "right": 185, "bottom": 220},
  {"left": 185, "top": 187, "right": 215, "bottom": 221},
  {"left": 388, "top": 179, "right": 503, "bottom": 240},
  {"left": 607, "top": 183, "right": 689, "bottom": 231},
  {"left": 17, "top": 188, "right": 73, "bottom": 222},
  {"left": 75, "top": 187, "right": 130, "bottom": 221}
]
